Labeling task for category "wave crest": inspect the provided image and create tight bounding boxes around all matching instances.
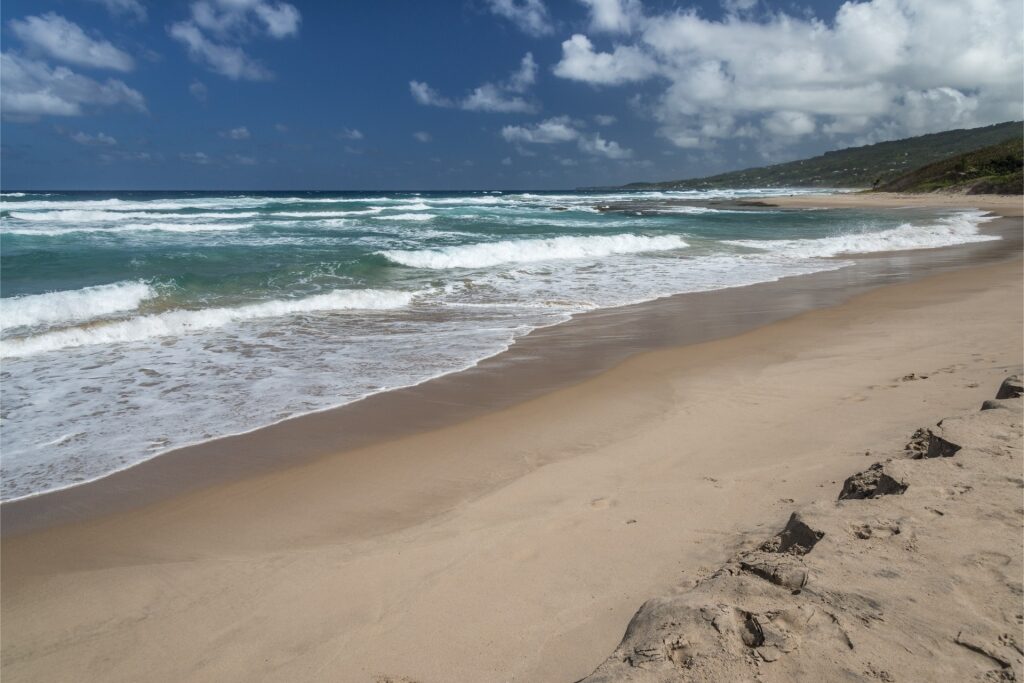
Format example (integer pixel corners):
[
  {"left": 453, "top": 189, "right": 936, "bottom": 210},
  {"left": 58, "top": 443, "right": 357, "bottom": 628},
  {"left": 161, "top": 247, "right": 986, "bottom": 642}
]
[
  {"left": 2, "top": 288, "right": 416, "bottom": 357},
  {"left": 725, "top": 211, "right": 998, "bottom": 258},
  {"left": 1, "top": 281, "right": 157, "bottom": 331},
  {"left": 380, "top": 234, "right": 689, "bottom": 269}
]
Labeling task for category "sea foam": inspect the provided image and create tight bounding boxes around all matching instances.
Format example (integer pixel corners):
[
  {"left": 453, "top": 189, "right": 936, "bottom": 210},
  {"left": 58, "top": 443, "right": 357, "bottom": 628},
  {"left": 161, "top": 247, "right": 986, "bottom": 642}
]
[
  {"left": 380, "top": 234, "right": 689, "bottom": 269},
  {"left": 2, "top": 222, "right": 254, "bottom": 236},
  {"left": 2, "top": 288, "right": 416, "bottom": 357},
  {"left": 1, "top": 280, "right": 157, "bottom": 330},
  {"left": 725, "top": 211, "right": 997, "bottom": 258},
  {"left": 7, "top": 210, "right": 260, "bottom": 222}
]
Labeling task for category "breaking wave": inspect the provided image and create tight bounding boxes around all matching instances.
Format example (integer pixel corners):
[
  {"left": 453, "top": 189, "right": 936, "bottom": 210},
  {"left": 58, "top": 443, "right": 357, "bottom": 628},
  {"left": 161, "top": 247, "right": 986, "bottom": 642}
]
[{"left": 380, "top": 234, "right": 689, "bottom": 269}]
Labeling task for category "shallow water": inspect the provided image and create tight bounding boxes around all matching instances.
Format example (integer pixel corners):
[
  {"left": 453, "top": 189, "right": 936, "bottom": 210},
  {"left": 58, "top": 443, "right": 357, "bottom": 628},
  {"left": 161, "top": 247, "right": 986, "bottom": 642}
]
[{"left": 0, "top": 189, "right": 999, "bottom": 499}]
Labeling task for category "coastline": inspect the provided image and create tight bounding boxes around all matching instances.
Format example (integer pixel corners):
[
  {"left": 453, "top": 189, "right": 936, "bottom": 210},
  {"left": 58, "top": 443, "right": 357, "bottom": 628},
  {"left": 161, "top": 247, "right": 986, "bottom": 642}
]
[
  {"left": 2, "top": 200, "right": 1020, "bottom": 532},
  {"left": 2, "top": 193, "right": 1022, "bottom": 682}
]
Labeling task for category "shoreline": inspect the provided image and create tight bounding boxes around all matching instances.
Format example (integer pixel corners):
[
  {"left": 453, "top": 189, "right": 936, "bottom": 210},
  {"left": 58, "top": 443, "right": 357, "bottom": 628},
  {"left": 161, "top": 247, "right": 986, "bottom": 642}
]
[
  {"left": 2, "top": 202, "right": 1020, "bottom": 533},
  {"left": 2, "top": 193, "right": 1022, "bottom": 682}
]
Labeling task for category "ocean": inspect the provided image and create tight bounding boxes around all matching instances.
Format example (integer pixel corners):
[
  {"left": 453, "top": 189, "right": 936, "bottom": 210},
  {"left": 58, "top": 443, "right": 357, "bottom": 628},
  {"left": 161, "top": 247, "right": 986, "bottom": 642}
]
[{"left": 0, "top": 189, "right": 1000, "bottom": 500}]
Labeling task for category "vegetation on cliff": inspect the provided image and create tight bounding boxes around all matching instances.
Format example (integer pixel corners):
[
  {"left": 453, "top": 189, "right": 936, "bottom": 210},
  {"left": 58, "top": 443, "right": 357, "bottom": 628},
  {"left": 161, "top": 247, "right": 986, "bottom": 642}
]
[
  {"left": 873, "top": 137, "right": 1022, "bottom": 194},
  {"left": 623, "top": 121, "right": 1022, "bottom": 191}
]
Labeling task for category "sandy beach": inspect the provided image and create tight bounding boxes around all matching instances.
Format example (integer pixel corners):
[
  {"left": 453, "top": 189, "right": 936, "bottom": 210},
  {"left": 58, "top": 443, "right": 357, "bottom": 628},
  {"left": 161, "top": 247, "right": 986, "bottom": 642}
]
[
  {"left": 2, "top": 193, "right": 1022, "bottom": 682},
  {"left": 763, "top": 191, "right": 1024, "bottom": 216}
]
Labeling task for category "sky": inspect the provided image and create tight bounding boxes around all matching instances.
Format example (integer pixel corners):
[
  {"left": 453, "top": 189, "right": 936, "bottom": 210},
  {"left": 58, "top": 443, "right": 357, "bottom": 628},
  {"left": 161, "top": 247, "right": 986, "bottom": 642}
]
[{"left": 1, "top": 0, "right": 1021, "bottom": 190}]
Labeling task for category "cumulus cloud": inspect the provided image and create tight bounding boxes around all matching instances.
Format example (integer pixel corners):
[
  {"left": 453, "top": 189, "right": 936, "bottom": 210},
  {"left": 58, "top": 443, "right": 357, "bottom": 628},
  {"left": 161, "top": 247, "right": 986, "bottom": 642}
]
[
  {"left": 486, "top": 0, "right": 553, "bottom": 37},
  {"left": 462, "top": 83, "right": 535, "bottom": 113},
  {"left": 221, "top": 126, "right": 250, "bottom": 139},
  {"left": 501, "top": 115, "right": 633, "bottom": 158},
  {"left": 69, "top": 130, "right": 118, "bottom": 145},
  {"left": 169, "top": 0, "right": 300, "bottom": 80},
  {"left": 579, "top": 0, "right": 643, "bottom": 34},
  {"left": 553, "top": 34, "right": 658, "bottom": 85},
  {"left": 578, "top": 132, "right": 633, "bottom": 158},
  {"left": 762, "top": 111, "right": 816, "bottom": 138},
  {"left": 9, "top": 13, "right": 135, "bottom": 72},
  {"left": 169, "top": 21, "right": 272, "bottom": 80},
  {"left": 594, "top": 114, "right": 617, "bottom": 125},
  {"left": 411, "top": 52, "right": 539, "bottom": 113},
  {"left": 409, "top": 81, "right": 452, "bottom": 108},
  {"left": 87, "top": 0, "right": 148, "bottom": 22},
  {"left": 501, "top": 116, "right": 579, "bottom": 144},
  {"left": 189, "top": 0, "right": 300, "bottom": 38},
  {"left": 0, "top": 52, "right": 146, "bottom": 118},
  {"left": 555, "top": 0, "right": 1024, "bottom": 149},
  {"left": 413, "top": 131, "right": 432, "bottom": 143}
]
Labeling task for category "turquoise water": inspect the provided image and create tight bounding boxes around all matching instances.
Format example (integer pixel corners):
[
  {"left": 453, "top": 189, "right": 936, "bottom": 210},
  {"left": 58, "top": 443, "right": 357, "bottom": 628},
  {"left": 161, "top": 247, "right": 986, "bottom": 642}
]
[{"left": 0, "top": 189, "right": 998, "bottom": 499}]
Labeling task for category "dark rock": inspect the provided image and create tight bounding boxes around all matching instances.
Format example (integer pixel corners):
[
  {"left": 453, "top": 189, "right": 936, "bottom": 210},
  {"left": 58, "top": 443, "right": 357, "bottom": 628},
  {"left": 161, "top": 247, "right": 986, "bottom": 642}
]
[
  {"left": 759, "top": 512, "right": 824, "bottom": 555},
  {"left": 839, "top": 463, "right": 909, "bottom": 500},
  {"left": 906, "top": 427, "right": 961, "bottom": 459},
  {"left": 981, "top": 398, "right": 1021, "bottom": 411},
  {"left": 995, "top": 375, "right": 1023, "bottom": 399}
]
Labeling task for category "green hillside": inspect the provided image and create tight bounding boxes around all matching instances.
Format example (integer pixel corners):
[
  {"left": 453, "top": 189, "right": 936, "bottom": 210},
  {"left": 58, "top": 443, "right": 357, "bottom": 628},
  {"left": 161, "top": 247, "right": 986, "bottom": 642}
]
[
  {"left": 624, "top": 121, "right": 1022, "bottom": 190},
  {"left": 874, "top": 138, "right": 1022, "bottom": 194}
]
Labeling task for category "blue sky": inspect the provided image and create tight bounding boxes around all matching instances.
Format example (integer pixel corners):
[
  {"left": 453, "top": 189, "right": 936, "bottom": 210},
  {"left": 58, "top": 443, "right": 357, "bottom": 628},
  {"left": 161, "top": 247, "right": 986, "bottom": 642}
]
[{"left": 2, "top": 0, "right": 1020, "bottom": 190}]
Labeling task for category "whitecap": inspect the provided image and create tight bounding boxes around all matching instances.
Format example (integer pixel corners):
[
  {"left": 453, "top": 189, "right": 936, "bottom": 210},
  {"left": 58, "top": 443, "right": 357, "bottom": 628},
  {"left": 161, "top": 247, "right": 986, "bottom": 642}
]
[
  {"left": 2, "top": 288, "right": 416, "bottom": 357},
  {"left": 725, "top": 211, "right": 998, "bottom": 258},
  {"left": 380, "top": 234, "right": 689, "bottom": 269},
  {"left": 1, "top": 281, "right": 157, "bottom": 330}
]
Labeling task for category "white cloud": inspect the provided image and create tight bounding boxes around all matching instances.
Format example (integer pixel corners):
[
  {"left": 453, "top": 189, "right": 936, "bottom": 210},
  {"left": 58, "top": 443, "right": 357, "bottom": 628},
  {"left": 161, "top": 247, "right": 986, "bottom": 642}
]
[
  {"left": 189, "top": 0, "right": 300, "bottom": 39},
  {"left": 462, "top": 84, "right": 535, "bottom": 113},
  {"left": 553, "top": 34, "right": 658, "bottom": 85},
  {"left": 578, "top": 132, "right": 632, "bottom": 158},
  {"left": 336, "top": 127, "right": 364, "bottom": 140},
  {"left": 274, "top": 122, "right": 288, "bottom": 132},
  {"left": 189, "top": 80, "right": 208, "bottom": 101},
  {"left": 552, "top": 0, "right": 1023, "bottom": 150},
  {"left": 180, "top": 151, "right": 210, "bottom": 164},
  {"left": 70, "top": 131, "right": 118, "bottom": 145},
  {"left": 594, "top": 113, "right": 616, "bottom": 125},
  {"left": 412, "top": 53, "right": 539, "bottom": 113},
  {"left": 221, "top": 126, "right": 250, "bottom": 139},
  {"left": 169, "top": 21, "right": 272, "bottom": 80},
  {"left": 87, "top": 0, "right": 147, "bottom": 22},
  {"left": 501, "top": 115, "right": 633, "bottom": 160},
  {"left": 762, "top": 111, "right": 816, "bottom": 137},
  {"left": 169, "top": 1, "right": 300, "bottom": 80},
  {"left": 579, "top": 0, "right": 643, "bottom": 34},
  {"left": 486, "top": 0, "right": 553, "bottom": 37},
  {"left": 228, "top": 153, "right": 256, "bottom": 165},
  {"left": 9, "top": 13, "right": 135, "bottom": 72},
  {"left": 507, "top": 52, "right": 537, "bottom": 93},
  {"left": 0, "top": 52, "right": 146, "bottom": 118},
  {"left": 501, "top": 156, "right": 512, "bottom": 165},
  {"left": 501, "top": 116, "right": 579, "bottom": 144},
  {"left": 409, "top": 81, "right": 452, "bottom": 107},
  {"left": 413, "top": 131, "right": 432, "bottom": 143}
]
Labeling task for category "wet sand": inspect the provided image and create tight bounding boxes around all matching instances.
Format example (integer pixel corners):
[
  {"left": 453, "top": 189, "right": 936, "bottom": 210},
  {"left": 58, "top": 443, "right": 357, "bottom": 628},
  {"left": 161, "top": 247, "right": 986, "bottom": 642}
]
[{"left": 1, "top": 195, "right": 1021, "bottom": 682}]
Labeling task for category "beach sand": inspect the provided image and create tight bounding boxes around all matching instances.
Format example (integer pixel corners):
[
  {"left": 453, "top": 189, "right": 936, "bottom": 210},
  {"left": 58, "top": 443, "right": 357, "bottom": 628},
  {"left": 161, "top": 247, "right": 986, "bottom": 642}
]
[
  {"left": 762, "top": 191, "right": 1024, "bottom": 216},
  {"left": 2, "top": 194, "right": 1021, "bottom": 682}
]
